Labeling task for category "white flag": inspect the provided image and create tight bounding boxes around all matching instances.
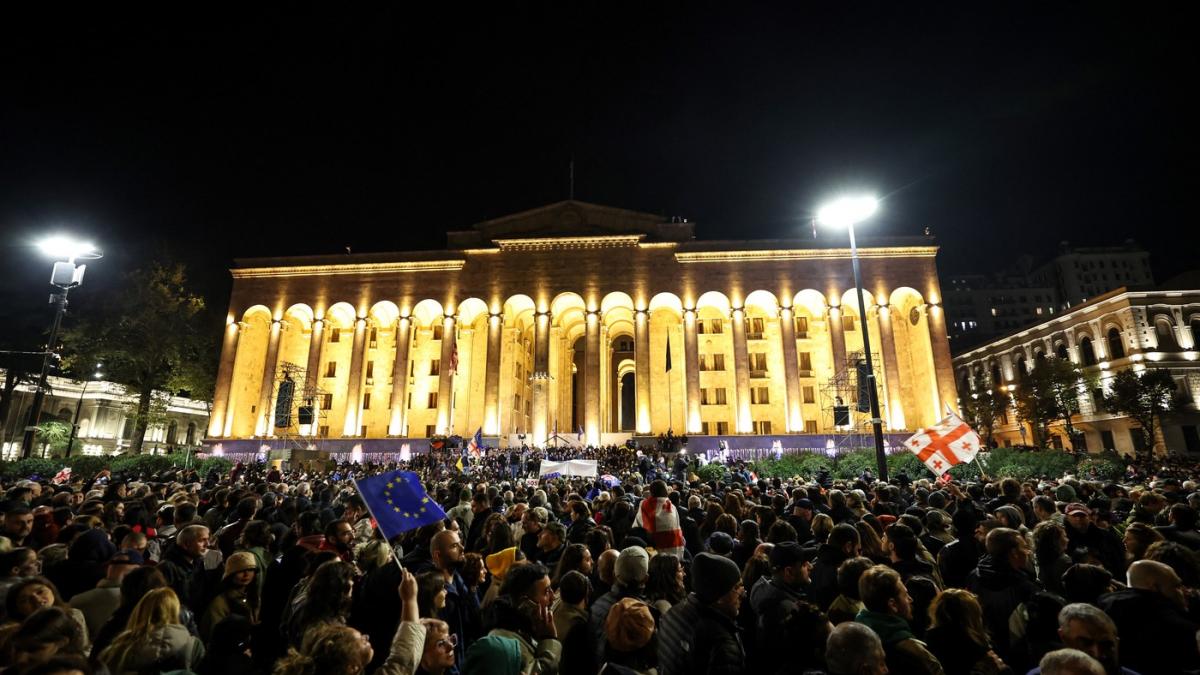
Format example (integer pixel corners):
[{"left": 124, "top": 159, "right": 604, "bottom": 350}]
[{"left": 903, "top": 411, "right": 982, "bottom": 476}]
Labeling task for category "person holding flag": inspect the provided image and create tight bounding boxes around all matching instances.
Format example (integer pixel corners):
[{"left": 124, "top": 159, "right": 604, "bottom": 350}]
[
  {"left": 904, "top": 410, "right": 984, "bottom": 479},
  {"left": 353, "top": 469, "right": 448, "bottom": 545},
  {"left": 467, "top": 427, "right": 483, "bottom": 459}
]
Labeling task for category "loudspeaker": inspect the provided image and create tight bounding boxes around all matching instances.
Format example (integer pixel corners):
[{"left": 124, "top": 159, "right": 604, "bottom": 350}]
[
  {"left": 297, "top": 405, "right": 314, "bottom": 426},
  {"left": 833, "top": 405, "right": 850, "bottom": 426},
  {"left": 274, "top": 378, "right": 295, "bottom": 427},
  {"left": 856, "top": 361, "right": 871, "bottom": 413}
]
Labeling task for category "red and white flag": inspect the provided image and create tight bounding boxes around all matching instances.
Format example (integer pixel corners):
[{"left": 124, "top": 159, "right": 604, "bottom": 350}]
[{"left": 904, "top": 411, "right": 982, "bottom": 476}]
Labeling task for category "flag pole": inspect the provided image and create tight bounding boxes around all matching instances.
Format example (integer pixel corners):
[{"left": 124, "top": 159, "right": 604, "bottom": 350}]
[{"left": 351, "top": 476, "right": 406, "bottom": 570}]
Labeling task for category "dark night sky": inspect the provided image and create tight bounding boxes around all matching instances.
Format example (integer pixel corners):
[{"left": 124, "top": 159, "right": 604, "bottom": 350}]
[{"left": 2, "top": 3, "right": 1197, "bottom": 349}]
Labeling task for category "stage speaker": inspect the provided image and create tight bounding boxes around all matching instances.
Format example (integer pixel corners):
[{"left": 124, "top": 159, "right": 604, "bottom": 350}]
[
  {"left": 833, "top": 405, "right": 850, "bottom": 426},
  {"left": 274, "top": 378, "right": 295, "bottom": 427},
  {"left": 297, "top": 406, "right": 314, "bottom": 425},
  {"left": 856, "top": 361, "right": 871, "bottom": 413}
]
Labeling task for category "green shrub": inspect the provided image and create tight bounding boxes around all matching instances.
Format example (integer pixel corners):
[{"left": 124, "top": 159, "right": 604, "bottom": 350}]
[
  {"left": 197, "top": 457, "right": 234, "bottom": 477},
  {"left": 695, "top": 463, "right": 728, "bottom": 483},
  {"left": 754, "top": 452, "right": 833, "bottom": 479}
]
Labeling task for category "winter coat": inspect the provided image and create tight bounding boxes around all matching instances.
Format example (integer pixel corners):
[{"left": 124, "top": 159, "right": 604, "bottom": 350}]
[
  {"left": 924, "top": 625, "right": 1002, "bottom": 675},
  {"left": 854, "top": 609, "right": 945, "bottom": 675},
  {"left": 808, "top": 543, "right": 852, "bottom": 611},
  {"left": 200, "top": 586, "right": 257, "bottom": 641},
  {"left": 657, "top": 594, "right": 745, "bottom": 675},
  {"left": 100, "top": 623, "right": 206, "bottom": 675},
  {"left": 748, "top": 575, "right": 807, "bottom": 670},
  {"left": 965, "top": 555, "right": 1040, "bottom": 664},
  {"left": 589, "top": 584, "right": 645, "bottom": 664},
  {"left": 1098, "top": 587, "right": 1200, "bottom": 675},
  {"left": 489, "top": 627, "right": 563, "bottom": 675}
]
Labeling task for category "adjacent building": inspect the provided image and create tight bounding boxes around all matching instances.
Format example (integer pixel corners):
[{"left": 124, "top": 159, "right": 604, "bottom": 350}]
[
  {"left": 0, "top": 372, "right": 210, "bottom": 459},
  {"left": 205, "top": 201, "right": 959, "bottom": 453},
  {"left": 953, "top": 285, "right": 1200, "bottom": 455}
]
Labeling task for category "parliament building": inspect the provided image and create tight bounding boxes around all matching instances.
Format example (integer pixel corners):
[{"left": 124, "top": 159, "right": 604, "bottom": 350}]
[{"left": 206, "top": 201, "right": 958, "bottom": 455}]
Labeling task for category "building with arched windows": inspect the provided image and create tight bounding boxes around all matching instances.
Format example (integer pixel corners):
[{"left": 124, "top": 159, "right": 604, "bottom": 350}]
[
  {"left": 206, "top": 201, "right": 958, "bottom": 454},
  {"left": 953, "top": 285, "right": 1200, "bottom": 455}
]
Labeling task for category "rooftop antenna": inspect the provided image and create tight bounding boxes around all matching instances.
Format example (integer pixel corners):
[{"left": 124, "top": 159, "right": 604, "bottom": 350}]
[{"left": 569, "top": 156, "right": 575, "bottom": 200}]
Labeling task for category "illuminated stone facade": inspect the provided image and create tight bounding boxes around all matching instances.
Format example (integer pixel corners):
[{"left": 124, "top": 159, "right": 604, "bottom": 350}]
[
  {"left": 953, "top": 287, "right": 1200, "bottom": 454},
  {"left": 207, "top": 201, "right": 957, "bottom": 447}
]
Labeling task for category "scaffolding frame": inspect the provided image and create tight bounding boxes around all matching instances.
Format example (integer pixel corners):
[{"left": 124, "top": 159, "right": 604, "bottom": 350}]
[
  {"left": 819, "top": 350, "right": 887, "bottom": 452},
  {"left": 267, "top": 361, "right": 331, "bottom": 461}
]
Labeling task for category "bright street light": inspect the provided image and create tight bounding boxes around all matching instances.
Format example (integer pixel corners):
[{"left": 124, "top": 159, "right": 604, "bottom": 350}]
[
  {"left": 816, "top": 194, "right": 887, "bottom": 480},
  {"left": 37, "top": 235, "right": 100, "bottom": 262},
  {"left": 817, "top": 195, "right": 877, "bottom": 229}
]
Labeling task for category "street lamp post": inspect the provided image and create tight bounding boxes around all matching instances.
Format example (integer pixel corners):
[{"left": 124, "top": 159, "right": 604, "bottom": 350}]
[
  {"left": 65, "top": 365, "right": 103, "bottom": 458},
  {"left": 20, "top": 236, "right": 102, "bottom": 459},
  {"left": 817, "top": 196, "right": 889, "bottom": 481}
]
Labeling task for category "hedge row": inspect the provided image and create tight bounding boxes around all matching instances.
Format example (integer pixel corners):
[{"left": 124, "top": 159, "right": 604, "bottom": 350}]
[
  {"left": 0, "top": 454, "right": 234, "bottom": 482},
  {"left": 749, "top": 447, "right": 1127, "bottom": 482}
]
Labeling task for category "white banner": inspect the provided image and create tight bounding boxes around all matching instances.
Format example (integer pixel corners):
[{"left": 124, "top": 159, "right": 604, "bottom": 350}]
[{"left": 538, "top": 459, "right": 599, "bottom": 478}]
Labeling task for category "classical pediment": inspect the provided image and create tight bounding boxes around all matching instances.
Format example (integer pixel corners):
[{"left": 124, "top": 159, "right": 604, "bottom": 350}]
[{"left": 446, "top": 200, "right": 694, "bottom": 248}]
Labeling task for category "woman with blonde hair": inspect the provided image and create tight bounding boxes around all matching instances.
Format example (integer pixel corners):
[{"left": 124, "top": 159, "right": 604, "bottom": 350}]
[
  {"left": 923, "top": 588, "right": 1006, "bottom": 675},
  {"left": 98, "top": 587, "right": 205, "bottom": 674}
]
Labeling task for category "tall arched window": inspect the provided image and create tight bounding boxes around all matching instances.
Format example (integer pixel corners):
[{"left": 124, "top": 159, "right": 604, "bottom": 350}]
[
  {"left": 991, "top": 363, "right": 1002, "bottom": 386},
  {"left": 1015, "top": 356, "right": 1028, "bottom": 382},
  {"left": 166, "top": 421, "right": 178, "bottom": 445},
  {"left": 186, "top": 422, "right": 197, "bottom": 445},
  {"left": 1055, "top": 343, "right": 1069, "bottom": 360},
  {"left": 1079, "top": 337, "right": 1097, "bottom": 366},
  {"left": 1156, "top": 318, "right": 1178, "bottom": 351},
  {"left": 1107, "top": 327, "right": 1125, "bottom": 359}
]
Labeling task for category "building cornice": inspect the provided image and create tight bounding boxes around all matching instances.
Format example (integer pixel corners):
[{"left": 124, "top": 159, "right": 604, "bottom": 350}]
[
  {"left": 231, "top": 260, "right": 467, "bottom": 279},
  {"left": 493, "top": 235, "right": 645, "bottom": 251},
  {"left": 675, "top": 246, "right": 938, "bottom": 264}
]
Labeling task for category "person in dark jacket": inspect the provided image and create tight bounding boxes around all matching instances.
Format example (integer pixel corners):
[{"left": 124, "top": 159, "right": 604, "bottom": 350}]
[
  {"left": 590, "top": 546, "right": 648, "bottom": 664},
  {"left": 966, "top": 527, "right": 1040, "bottom": 666},
  {"left": 1064, "top": 503, "right": 1125, "bottom": 576},
  {"left": 1097, "top": 559, "right": 1199, "bottom": 675},
  {"left": 520, "top": 507, "right": 549, "bottom": 563},
  {"left": 567, "top": 501, "right": 596, "bottom": 545},
  {"left": 658, "top": 553, "right": 746, "bottom": 675},
  {"left": 464, "top": 493, "right": 494, "bottom": 553},
  {"left": 1156, "top": 503, "right": 1200, "bottom": 551},
  {"left": 748, "top": 542, "right": 811, "bottom": 670},
  {"left": 924, "top": 588, "right": 1006, "bottom": 675},
  {"left": 853, "top": 565, "right": 944, "bottom": 675},
  {"left": 937, "top": 508, "right": 991, "bottom": 591},
  {"left": 809, "top": 523, "right": 860, "bottom": 611},
  {"left": 157, "top": 524, "right": 212, "bottom": 615}
]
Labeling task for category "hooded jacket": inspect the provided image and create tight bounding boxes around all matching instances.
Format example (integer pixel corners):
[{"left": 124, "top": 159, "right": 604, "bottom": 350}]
[
  {"left": 657, "top": 594, "right": 744, "bottom": 675},
  {"left": 854, "top": 609, "right": 944, "bottom": 675},
  {"left": 965, "top": 554, "right": 1040, "bottom": 663}
]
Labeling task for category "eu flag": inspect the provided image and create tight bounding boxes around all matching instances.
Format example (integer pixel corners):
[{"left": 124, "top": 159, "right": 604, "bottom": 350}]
[{"left": 354, "top": 470, "right": 447, "bottom": 541}]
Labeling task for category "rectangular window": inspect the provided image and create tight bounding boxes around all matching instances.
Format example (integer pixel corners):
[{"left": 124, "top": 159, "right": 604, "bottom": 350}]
[
  {"left": 699, "top": 355, "right": 709, "bottom": 371},
  {"left": 407, "top": 393, "right": 412, "bottom": 409},
  {"left": 711, "top": 319, "right": 724, "bottom": 334},
  {"left": 750, "top": 352, "right": 768, "bottom": 372},
  {"left": 425, "top": 424, "right": 437, "bottom": 438},
  {"left": 361, "top": 425, "right": 368, "bottom": 437},
  {"left": 799, "top": 352, "right": 812, "bottom": 372},
  {"left": 753, "top": 420, "right": 772, "bottom": 434},
  {"left": 430, "top": 360, "right": 441, "bottom": 376},
  {"left": 362, "top": 393, "right": 371, "bottom": 410},
  {"left": 748, "top": 317, "right": 765, "bottom": 339},
  {"left": 803, "top": 386, "right": 815, "bottom": 404},
  {"left": 321, "top": 393, "right": 333, "bottom": 410},
  {"left": 842, "top": 315, "right": 856, "bottom": 332},
  {"left": 366, "top": 361, "right": 375, "bottom": 379},
  {"left": 701, "top": 422, "right": 710, "bottom": 435},
  {"left": 716, "top": 421, "right": 729, "bottom": 435},
  {"left": 794, "top": 316, "right": 809, "bottom": 338},
  {"left": 697, "top": 320, "right": 707, "bottom": 335},
  {"left": 751, "top": 387, "right": 770, "bottom": 404},
  {"left": 325, "top": 361, "right": 337, "bottom": 378},
  {"left": 330, "top": 328, "right": 341, "bottom": 343},
  {"left": 804, "top": 420, "right": 818, "bottom": 433},
  {"left": 410, "top": 360, "right": 415, "bottom": 377},
  {"left": 525, "top": 400, "right": 532, "bottom": 417},
  {"left": 428, "top": 392, "right": 438, "bottom": 409},
  {"left": 1182, "top": 426, "right": 1200, "bottom": 453},
  {"left": 701, "top": 389, "right": 711, "bottom": 405},
  {"left": 432, "top": 324, "right": 444, "bottom": 340},
  {"left": 318, "top": 425, "right": 330, "bottom": 437},
  {"left": 369, "top": 327, "right": 378, "bottom": 348},
  {"left": 716, "top": 388, "right": 728, "bottom": 405},
  {"left": 713, "top": 354, "right": 726, "bottom": 371},
  {"left": 514, "top": 394, "right": 522, "bottom": 411}
]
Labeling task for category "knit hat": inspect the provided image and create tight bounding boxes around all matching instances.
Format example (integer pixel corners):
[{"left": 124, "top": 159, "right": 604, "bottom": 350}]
[
  {"left": 486, "top": 546, "right": 518, "bottom": 582},
  {"left": 691, "top": 552, "right": 741, "bottom": 604},
  {"left": 1055, "top": 484, "right": 1077, "bottom": 502},
  {"left": 707, "top": 531, "right": 735, "bottom": 555},
  {"left": 605, "top": 597, "right": 656, "bottom": 652},
  {"left": 464, "top": 635, "right": 523, "bottom": 675},
  {"left": 223, "top": 551, "right": 258, "bottom": 580},
  {"left": 615, "top": 546, "right": 649, "bottom": 585}
]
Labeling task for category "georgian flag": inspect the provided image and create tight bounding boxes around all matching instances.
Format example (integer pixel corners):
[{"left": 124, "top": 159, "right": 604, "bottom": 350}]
[
  {"left": 904, "top": 411, "right": 982, "bottom": 476},
  {"left": 467, "top": 428, "right": 483, "bottom": 459}
]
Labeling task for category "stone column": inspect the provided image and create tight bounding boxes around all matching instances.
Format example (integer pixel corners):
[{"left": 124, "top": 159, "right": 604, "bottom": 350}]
[
  {"left": 876, "top": 305, "right": 906, "bottom": 430},
  {"left": 730, "top": 306, "right": 752, "bottom": 433},
  {"left": 303, "top": 319, "right": 325, "bottom": 436},
  {"left": 483, "top": 313, "right": 503, "bottom": 436},
  {"left": 208, "top": 321, "right": 241, "bottom": 438},
  {"left": 778, "top": 306, "right": 803, "bottom": 432},
  {"left": 436, "top": 315, "right": 457, "bottom": 434},
  {"left": 531, "top": 311, "right": 551, "bottom": 445},
  {"left": 828, "top": 306, "right": 847, "bottom": 371},
  {"left": 388, "top": 316, "right": 412, "bottom": 436},
  {"left": 343, "top": 317, "right": 368, "bottom": 436},
  {"left": 1088, "top": 319, "right": 1109, "bottom": 359},
  {"left": 255, "top": 320, "right": 283, "bottom": 436},
  {"left": 584, "top": 310, "right": 601, "bottom": 445},
  {"left": 634, "top": 309, "right": 651, "bottom": 434},
  {"left": 925, "top": 304, "right": 958, "bottom": 417},
  {"left": 1064, "top": 330, "right": 1080, "bottom": 364},
  {"left": 683, "top": 308, "right": 701, "bottom": 434}
]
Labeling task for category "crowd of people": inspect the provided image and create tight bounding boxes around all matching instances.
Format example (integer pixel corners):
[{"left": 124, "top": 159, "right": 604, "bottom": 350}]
[{"left": 2, "top": 444, "right": 1200, "bottom": 675}]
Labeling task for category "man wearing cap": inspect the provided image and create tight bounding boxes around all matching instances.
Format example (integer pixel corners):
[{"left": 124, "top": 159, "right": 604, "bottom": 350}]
[
  {"left": 590, "top": 546, "right": 649, "bottom": 663},
  {"left": 1064, "top": 502, "right": 1125, "bottom": 576},
  {"left": 749, "top": 541, "right": 813, "bottom": 670},
  {"left": 658, "top": 552, "right": 746, "bottom": 675},
  {"left": 69, "top": 548, "right": 142, "bottom": 637},
  {"left": 787, "top": 497, "right": 816, "bottom": 545},
  {"left": 602, "top": 597, "right": 658, "bottom": 673}
]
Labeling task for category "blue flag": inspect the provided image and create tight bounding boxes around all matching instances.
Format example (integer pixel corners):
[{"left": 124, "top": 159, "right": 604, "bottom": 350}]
[{"left": 354, "top": 470, "right": 446, "bottom": 541}]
